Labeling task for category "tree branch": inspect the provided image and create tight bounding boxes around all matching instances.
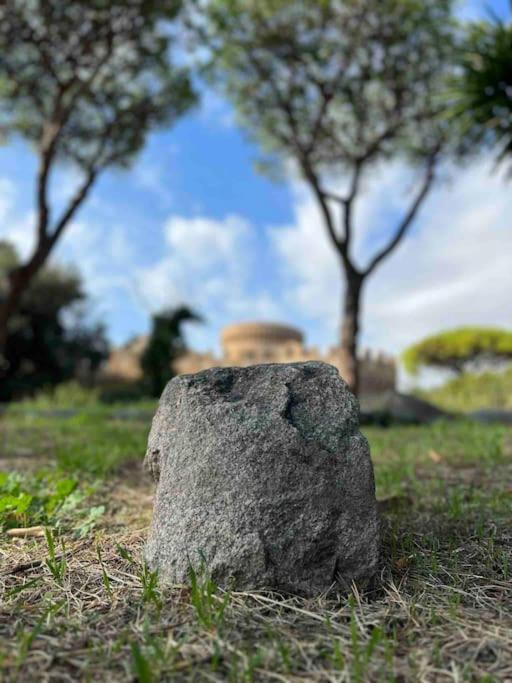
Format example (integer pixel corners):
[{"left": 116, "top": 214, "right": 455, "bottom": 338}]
[
  {"left": 307, "top": 80, "right": 333, "bottom": 153},
  {"left": 341, "top": 160, "right": 363, "bottom": 249},
  {"left": 36, "top": 121, "right": 63, "bottom": 244},
  {"left": 364, "top": 154, "right": 438, "bottom": 277},
  {"left": 48, "top": 167, "right": 98, "bottom": 247},
  {"left": 33, "top": 22, "right": 115, "bottom": 248},
  {"left": 296, "top": 154, "right": 343, "bottom": 256}
]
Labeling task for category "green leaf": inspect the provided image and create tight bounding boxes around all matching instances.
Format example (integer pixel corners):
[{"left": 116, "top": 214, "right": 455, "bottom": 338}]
[
  {"left": 0, "top": 492, "right": 32, "bottom": 515},
  {"left": 131, "top": 643, "right": 154, "bottom": 683}
]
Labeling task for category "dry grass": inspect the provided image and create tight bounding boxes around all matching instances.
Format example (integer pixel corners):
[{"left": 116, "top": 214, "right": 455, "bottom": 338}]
[{"left": 1, "top": 413, "right": 511, "bottom": 682}]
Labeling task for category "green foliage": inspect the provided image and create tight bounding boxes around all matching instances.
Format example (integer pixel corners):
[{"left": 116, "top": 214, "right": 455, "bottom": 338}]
[
  {"left": 187, "top": 555, "right": 231, "bottom": 629},
  {"left": 0, "top": 241, "right": 17, "bottom": 273},
  {"left": 14, "top": 600, "right": 65, "bottom": 674},
  {"left": 0, "top": 1, "right": 196, "bottom": 173},
  {"left": 0, "top": 469, "right": 101, "bottom": 534},
  {"left": 131, "top": 642, "right": 155, "bottom": 683},
  {"left": 117, "top": 544, "right": 162, "bottom": 610},
  {"left": 348, "top": 597, "right": 387, "bottom": 683},
  {"left": 1, "top": 241, "right": 82, "bottom": 310},
  {"left": 449, "top": 16, "right": 512, "bottom": 166},
  {"left": 22, "top": 382, "right": 101, "bottom": 409},
  {"left": 54, "top": 420, "right": 147, "bottom": 477},
  {"left": 129, "top": 631, "right": 184, "bottom": 683},
  {"left": 417, "top": 365, "right": 512, "bottom": 412},
  {"left": 403, "top": 327, "right": 512, "bottom": 375},
  {"left": 0, "top": 242, "right": 108, "bottom": 401},
  {"left": 197, "top": 0, "right": 456, "bottom": 174},
  {"left": 75, "top": 504, "right": 105, "bottom": 538},
  {"left": 44, "top": 528, "right": 67, "bottom": 585},
  {"left": 96, "top": 545, "right": 113, "bottom": 600},
  {"left": 3, "top": 406, "right": 151, "bottom": 477},
  {"left": 0, "top": 470, "right": 74, "bottom": 529},
  {"left": 141, "top": 306, "right": 202, "bottom": 397},
  {"left": 97, "top": 379, "right": 150, "bottom": 404},
  {"left": 367, "top": 418, "right": 507, "bottom": 498}
]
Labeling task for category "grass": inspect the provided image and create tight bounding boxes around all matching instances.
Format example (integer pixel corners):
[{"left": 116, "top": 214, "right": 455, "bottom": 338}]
[
  {"left": 417, "top": 366, "right": 512, "bottom": 413},
  {"left": 1, "top": 402, "right": 511, "bottom": 681}
]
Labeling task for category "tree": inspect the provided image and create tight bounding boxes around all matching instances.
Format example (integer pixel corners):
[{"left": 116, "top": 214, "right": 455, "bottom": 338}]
[
  {"left": 449, "top": 14, "right": 512, "bottom": 168},
  {"left": 0, "top": 241, "right": 108, "bottom": 401},
  {"left": 0, "top": 0, "right": 196, "bottom": 352},
  {"left": 141, "top": 306, "right": 202, "bottom": 397},
  {"left": 402, "top": 327, "right": 512, "bottom": 376},
  {"left": 192, "top": 0, "right": 456, "bottom": 393}
]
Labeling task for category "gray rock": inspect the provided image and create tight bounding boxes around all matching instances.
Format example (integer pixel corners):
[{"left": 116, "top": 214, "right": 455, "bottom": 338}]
[
  {"left": 144, "top": 361, "right": 380, "bottom": 596},
  {"left": 469, "top": 408, "right": 512, "bottom": 425},
  {"left": 360, "top": 390, "right": 451, "bottom": 425}
]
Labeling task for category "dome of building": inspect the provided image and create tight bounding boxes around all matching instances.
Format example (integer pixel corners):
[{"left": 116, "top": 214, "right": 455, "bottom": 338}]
[{"left": 221, "top": 321, "right": 304, "bottom": 362}]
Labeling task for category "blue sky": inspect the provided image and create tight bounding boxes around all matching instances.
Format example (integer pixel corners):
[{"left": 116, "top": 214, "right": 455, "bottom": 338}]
[{"left": 1, "top": 0, "right": 511, "bottom": 386}]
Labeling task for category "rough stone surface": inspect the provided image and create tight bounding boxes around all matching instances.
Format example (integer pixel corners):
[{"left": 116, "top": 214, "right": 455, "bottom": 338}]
[{"left": 144, "top": 361, "right": 380, "bottom": 596}]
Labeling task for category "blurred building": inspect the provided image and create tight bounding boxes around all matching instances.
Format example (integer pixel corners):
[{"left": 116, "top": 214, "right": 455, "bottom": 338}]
[
  {"left": 103, "top": 321, "right": 395, "bottom": 394},
  {"left": 103, "top": 335, "right": 147, "bottom": 382}
]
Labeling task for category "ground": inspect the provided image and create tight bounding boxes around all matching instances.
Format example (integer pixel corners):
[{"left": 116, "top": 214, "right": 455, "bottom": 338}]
[{"left": 0, "top": 402, "right": 511, "bottom": 682}]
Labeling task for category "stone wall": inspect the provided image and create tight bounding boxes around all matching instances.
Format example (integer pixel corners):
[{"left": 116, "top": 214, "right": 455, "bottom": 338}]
[
  {"left": 174, "top": 346, "right": 395, "bottom": 395},
  {"left": 102, "top": 336, "right": 147, "bottom": 381},
  {"left": 102, "top": 322, "right": 396, "bottom": 395}
]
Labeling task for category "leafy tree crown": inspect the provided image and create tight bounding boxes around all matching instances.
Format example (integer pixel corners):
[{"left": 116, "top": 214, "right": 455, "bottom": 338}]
[
  {"left": 195, "top": 0, "right": 456, "bottom": 179},
  {"left": 0, "top": 241, "right": 108, "bottom": 400},
  {"left": 403, "top": 327, "right": 512, "bottom": 375},
  {"left": 448, "top": 17, "right": 512, "bottom": 166},
  {"left": 141, "top": 306, "right": 202, "bottom": 396},
  {"left": 0, "top": 0, "right": 196, "bottom": 172},
  {"left": 0, "top": 241, "right": 82, "bottom": 315}
]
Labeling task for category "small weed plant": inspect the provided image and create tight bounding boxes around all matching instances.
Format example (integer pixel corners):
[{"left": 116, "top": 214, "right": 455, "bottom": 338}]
[
  {"left": 187, "top": 554, "right": 231, "bottom": 630},
  {"left": 44, "top": 528, "right": 67, "bottom": 585}
]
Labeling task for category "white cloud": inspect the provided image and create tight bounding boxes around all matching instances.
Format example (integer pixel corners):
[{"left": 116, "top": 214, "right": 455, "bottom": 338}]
[
  {"left": 50, "top": 165, "right": 87, "bottom": 207},
  {"left": 164, "top": 214, "right": 247, "bottom": 267},
  {"left": 270, "top": 188, "right": 340, "bottom": 342},
  {"left": 269, "top": 157, "right": 512, "bottom": 382},
  {"left": 53, "top": 221, "right": 141, "bottom": 318},
  {"left": 0, "top": 179, "right": 36, "bottom": 259},
  {"left": 132, "top": 155, "right": 175, "bottom": 209},
  {"left": 136, "top": 213, "right": 252, "bottom": 311},
  {"left": 365, "top": 161, "right": 512, "bottom": 349},
  {"left": 0, "top": 173, "right": 138, "bottom": 298},
  {"left": 136, "top": 213, "right": 284, "bottom": 351},
  {"left": 137, "top": 214, "right": 243, "bottom": 310},
  {"left": 0, "top": 178, "right": 15, "bottom": 222}
]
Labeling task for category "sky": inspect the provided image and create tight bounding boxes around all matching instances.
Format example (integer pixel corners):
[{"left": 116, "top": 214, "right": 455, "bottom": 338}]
[{"left": 1, "top": 0, "right": 511, "bottom": 388}]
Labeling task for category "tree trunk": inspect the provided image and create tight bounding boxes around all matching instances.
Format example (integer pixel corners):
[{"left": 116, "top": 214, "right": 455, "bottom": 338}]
[
  {"left": 340, "top": 270, "right": 363, "bottom": 396},
  {"left": 0, "top": 304, "right": 10, "bottom": 360}
]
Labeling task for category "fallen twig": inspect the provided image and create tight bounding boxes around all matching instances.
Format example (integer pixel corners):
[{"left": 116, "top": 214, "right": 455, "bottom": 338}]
[{"left": 6, "top": 526, "right": 46, "bottom": 538}]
